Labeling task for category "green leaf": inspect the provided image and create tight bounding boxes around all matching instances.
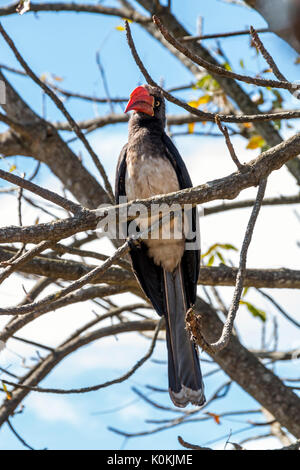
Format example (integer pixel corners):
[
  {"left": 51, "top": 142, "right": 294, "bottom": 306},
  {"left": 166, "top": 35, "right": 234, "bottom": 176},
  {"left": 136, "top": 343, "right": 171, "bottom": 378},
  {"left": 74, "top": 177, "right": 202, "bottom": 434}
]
[
  {"left": 223, "top": 62, "right": 232, "bottom": 71},
  {"left": 242, "top": 287, "right": 250, "bottom": 298},
  {"left": 274, "top": 120, "right": 282, "bottom": 131},
  {"left": 240, "top": 300, "right": 266, "bottom": 322},
  {"left": 195, "top": 75, "right": 212, "bottom": 89},
  {"left": 218, "top": 243, "right": 238, "bottom": 251},
  {"left": 216, "top": 251, "right": 226, "bottom": 264},
  {"left": 207, "top": 255, "right": 215, "bottom": 266}
]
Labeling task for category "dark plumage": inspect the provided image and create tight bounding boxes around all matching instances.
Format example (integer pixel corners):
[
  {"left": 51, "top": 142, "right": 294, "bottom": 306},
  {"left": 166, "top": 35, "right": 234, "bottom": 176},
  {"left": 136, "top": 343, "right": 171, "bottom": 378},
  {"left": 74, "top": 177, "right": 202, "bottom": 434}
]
[{"left": 115, "top": 85, "right": 205, "bottom": 407}]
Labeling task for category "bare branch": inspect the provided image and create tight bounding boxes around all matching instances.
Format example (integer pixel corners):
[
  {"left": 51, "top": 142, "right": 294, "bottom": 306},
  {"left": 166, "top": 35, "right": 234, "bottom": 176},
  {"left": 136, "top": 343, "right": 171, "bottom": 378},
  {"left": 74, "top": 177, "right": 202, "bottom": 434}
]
[
  {"left": 0, "top": 1, "right": 150, "bottom": 23},
  {"left": 0, "top": 240, "right": 53, "bottom": 286},
  {"left": 215, "top": 115, "right": 245, "bottom": 171},
  {"left": 0, "top": 129, "right": 300, "bottom": 248},
  {"left": 250, "top": 26, "right": 287, "bottom": 83},
  {"left": 205, "top": 179, "right": 267, "bottom": 352},
  {"left": 257, "top": 289, "right": 300, "bottom": 328},
  {"left": 125, "top": 20, "right": 300, "bottom": 123},
  {"left": 181, "top": 27, "right": 270, "bottom": 42},
  {"left": 0, "top": 22, "right": 114, "bottom": 201},
  {"left": 205, "top": 194, "right": 300, "bottom": 215},
  {"left": 178, "top": 435, "right": 212, "bottom": 450},
  {"left": 0, "top": 168, "right": 82, "bottom": 214},
  {"left": 152, "top": 16, "right": 299, "bottom": 95},
  {"left": 2, "top": 318, "right": 162, "bottom": 395},
  {"left": 7, "top": 419, "right": 35, "bottom": 451},
  {"left": 0, "top": 241, "right": 130, "bottom": 316}
]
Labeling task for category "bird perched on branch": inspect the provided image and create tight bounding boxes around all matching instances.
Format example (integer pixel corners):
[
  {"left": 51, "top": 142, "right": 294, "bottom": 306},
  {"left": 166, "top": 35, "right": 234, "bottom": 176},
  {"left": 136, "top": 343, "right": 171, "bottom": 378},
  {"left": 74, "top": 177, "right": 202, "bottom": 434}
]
[{"left": 115, "top": 84, "right": 205, "bottom": 407}]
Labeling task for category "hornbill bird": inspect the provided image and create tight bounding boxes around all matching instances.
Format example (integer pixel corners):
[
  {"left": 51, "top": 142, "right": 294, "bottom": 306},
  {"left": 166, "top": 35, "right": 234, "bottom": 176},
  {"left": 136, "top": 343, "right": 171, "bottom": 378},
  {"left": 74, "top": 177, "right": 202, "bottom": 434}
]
[{"left": 115, "top": 84, "right": 205, "bottom": 407}]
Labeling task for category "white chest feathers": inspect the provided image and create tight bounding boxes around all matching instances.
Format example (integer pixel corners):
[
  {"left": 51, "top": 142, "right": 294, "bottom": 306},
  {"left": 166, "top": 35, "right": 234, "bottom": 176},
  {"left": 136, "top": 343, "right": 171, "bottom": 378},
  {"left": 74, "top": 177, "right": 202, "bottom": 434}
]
[
  {"left": 125, "top": 153, "right": 180, "bottom": 201},
  {"left": 125, "top": 153, "right": 185, "bottom": 272}
]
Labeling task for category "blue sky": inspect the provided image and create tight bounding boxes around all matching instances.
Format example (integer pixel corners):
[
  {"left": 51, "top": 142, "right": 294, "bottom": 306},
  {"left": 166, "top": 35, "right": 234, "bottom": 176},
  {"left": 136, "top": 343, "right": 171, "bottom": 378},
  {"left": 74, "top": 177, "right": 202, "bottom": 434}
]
[{"left": 0, "top": 0, "right": 299, "bottom": 450}]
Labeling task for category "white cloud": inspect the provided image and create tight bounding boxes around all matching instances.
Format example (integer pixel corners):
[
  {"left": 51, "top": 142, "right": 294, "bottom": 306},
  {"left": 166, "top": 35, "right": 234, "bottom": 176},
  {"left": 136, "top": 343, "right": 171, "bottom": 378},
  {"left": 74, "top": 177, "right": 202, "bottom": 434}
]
[
  {"left": 26, "top": 394, "right": 80, "bottom": 425},
  {"left": 66, "top": 331, "right": 156, "bottom": 372}
]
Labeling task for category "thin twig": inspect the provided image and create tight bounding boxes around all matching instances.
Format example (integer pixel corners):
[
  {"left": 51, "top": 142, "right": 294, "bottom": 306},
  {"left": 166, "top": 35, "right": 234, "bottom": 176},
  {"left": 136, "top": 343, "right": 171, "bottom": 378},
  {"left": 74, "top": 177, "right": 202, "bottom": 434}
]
[
  {"left": 124, "top": 20, "right": 300, "bottom": 123},
  {"left": 0, "top": 168, "right": 81, "bottom": 214},
  {"left": 7, "top": 419, "right": 35, "bottom": 451},
  {"left": 215, "top": 115, "right": 244, "bottom": 170},
  {"left": 257, "top": 289, "right": 300, "bottom": 328},
  {"left": 0, "top": 22, "right": 114, "bottom": 202},
  {"left": 0, "top": 241, "right": 130, "bottom": 316},
  {"left": 3, "top": 318, "right": 163, "bottom": 394},
  {"left": 178, "top": 435, "right": 212, "bottom": 450},
  {"left": 0, "top": 240, "right": 53, "bottom": 286},
  {"left": 12, "top": 335, "right": 55, "bottom": 353},
  {"left": 204, "top": 194, "right": 300, "bottom": 216},
  {"left": 96, "top": 51, "right": 114, "bottom": 114},
  {"left": 152, "top": 16, "right": 299, "bottom": 94},
  {"left": 205, "top": 179, "right": 267, "bottom": 352},
  {"left": 250, "top": 27, "right": 286, "bottom": 83},
  {"left": 181, "top": 27, "right": 270, "bottom": 42}
]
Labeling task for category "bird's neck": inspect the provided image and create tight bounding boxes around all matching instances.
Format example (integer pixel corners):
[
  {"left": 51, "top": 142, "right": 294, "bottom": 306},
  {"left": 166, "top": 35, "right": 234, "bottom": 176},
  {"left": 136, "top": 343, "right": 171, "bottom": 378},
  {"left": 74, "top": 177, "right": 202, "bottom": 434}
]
[{"left": 129, "top": 114, "right": 164, "bottom": 139}]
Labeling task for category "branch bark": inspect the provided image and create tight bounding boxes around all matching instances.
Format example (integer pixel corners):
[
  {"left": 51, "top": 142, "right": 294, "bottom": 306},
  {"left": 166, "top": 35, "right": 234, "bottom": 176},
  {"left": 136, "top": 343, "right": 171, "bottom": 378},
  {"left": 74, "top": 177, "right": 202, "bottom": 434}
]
[{"left": 192, "top": 298, "right": 300, "bottom": 438}]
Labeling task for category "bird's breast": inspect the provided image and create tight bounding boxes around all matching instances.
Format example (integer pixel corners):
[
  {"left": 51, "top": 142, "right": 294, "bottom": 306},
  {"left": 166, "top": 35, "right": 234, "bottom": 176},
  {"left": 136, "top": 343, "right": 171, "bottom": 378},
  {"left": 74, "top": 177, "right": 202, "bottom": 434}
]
[
  {"left": 125, "top": 153, "right": 179, "bottom": 201},
  {"left": 125, "top": 151, "right": 184, "bottom": 272}
]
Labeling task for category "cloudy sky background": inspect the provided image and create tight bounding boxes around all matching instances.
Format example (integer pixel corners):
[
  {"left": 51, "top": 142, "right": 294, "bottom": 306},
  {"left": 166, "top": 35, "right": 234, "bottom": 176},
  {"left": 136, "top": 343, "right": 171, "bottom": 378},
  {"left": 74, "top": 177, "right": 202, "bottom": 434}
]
[{"left": 0, "top": 0, "right": 299, "bottom": 450}]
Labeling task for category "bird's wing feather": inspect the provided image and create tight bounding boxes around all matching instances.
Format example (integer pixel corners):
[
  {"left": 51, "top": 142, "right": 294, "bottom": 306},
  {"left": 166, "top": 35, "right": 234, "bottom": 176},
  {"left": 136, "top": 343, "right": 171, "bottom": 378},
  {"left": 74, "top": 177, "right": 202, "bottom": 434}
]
[
  {"left": 162, "top": 133, "right": 200, "bottom": 306},
  {"left": 162, "top": 133, "right": 193, "bottom": 188},
  {"left": 115, "top": 143, "right": 128, "bottom": 201}
]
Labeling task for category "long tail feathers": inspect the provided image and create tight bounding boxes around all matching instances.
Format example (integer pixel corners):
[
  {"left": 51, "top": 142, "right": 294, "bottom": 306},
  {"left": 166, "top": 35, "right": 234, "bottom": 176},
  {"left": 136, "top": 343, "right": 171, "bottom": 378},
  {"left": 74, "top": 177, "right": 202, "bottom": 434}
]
[{"left": 163, "top": 267, "right": 205, "bottom": 408}]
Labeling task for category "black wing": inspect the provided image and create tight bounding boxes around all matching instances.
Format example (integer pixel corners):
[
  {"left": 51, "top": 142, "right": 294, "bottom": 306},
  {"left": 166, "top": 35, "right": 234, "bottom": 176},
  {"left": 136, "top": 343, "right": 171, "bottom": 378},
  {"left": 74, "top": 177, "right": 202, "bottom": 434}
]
[
  {"left": 162, "top": 133, "right": 200, "bottom": 307},
  {"left": 115, "top": 143, "right": 128, "bottom": 201},
  {"left": 115, "top": 143, "right": 165, "bottom": 315}
]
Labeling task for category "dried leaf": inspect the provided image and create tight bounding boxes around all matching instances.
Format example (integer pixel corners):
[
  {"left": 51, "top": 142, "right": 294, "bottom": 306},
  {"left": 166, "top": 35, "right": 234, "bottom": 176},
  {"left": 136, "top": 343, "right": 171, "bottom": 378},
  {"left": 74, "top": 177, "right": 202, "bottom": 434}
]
[
  {"left": 246, "top": 135, "right": 266, "bottom": 150},
  {"left": 53, "top": 75, "right": 64, "bottom": 82},
  {"left": 207, "top": 412, "right": 221, "bottom": 424},
  {"left": 188, "top": 122, "right": 195, "bottom": 134},
  {"left": 188, "top": 95, "right": 211, "bottom": 109},
  {"left": 197, "top": 94, "right": 212, "bottom": 105},
  {"left": 16, "top": 0, "right": 30, "bottom": 15},
  {"left": 9, "top": 164, "right": 16, "bottom": 173},
  {"left": 115, "top": 25, "right": 125, "bottom": 31},
  {"left": 2, "top": 382, "right": 12, "bottom": 401}
]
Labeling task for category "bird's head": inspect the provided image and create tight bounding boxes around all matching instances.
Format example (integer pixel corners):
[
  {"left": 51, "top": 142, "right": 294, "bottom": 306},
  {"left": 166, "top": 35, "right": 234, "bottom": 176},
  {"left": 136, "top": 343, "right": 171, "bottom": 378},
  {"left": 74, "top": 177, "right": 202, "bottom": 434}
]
[{"left": 125, "top": 84, "right": 165, "bottom": 127}]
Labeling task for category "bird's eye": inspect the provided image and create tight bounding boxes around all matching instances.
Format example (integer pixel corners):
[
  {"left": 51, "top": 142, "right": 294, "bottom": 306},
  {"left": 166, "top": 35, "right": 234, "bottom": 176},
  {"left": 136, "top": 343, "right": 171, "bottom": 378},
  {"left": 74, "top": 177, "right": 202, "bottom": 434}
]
[{"left": 154, "top": 99, "right": 161, "bottom": 107}]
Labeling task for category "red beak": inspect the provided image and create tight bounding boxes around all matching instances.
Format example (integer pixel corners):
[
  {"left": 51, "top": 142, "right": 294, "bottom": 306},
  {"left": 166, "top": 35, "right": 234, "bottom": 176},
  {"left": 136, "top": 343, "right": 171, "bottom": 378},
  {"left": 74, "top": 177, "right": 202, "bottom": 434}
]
[{"left": 125, "top": 86, "right": 154, "bottom": 116}]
